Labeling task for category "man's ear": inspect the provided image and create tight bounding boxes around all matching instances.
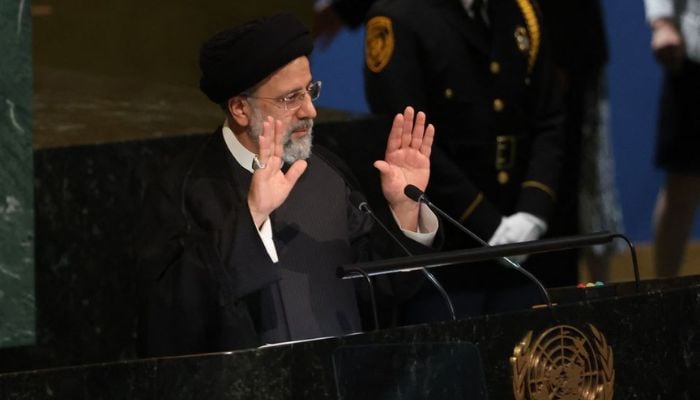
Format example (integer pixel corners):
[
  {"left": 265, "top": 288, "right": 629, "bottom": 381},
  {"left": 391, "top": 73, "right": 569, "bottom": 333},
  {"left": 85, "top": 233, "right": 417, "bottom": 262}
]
[{"left": 228, "top": 96, "right": 250, "bottom": 127}]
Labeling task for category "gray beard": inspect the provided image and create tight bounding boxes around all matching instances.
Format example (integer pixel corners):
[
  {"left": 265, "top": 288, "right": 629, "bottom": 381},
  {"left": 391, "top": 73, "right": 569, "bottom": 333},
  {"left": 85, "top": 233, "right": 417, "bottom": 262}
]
[{"left": 248, "top": 107, "right": 313, "bottom": 164}]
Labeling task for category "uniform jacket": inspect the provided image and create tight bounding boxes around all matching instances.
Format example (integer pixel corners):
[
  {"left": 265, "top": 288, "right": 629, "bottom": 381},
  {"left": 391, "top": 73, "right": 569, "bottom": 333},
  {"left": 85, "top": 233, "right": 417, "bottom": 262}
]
[{"left": 365, "top": 0, "right": 565, "bottom": 241}]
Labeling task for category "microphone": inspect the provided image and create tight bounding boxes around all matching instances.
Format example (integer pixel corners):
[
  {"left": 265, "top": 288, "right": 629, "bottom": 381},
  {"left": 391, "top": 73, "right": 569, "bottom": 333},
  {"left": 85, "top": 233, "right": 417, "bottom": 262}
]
[
  {"left": 345, "top": 192, "right": 380, "bottom": 330},
  {"left": 403, "top": 184, "right": 552, "bottom": 308},
  {"left": 404, "top": 184, "right": 489, "bottom": 246},
  {"left": 349, "top": 191, "right": 456, "bottom": 320}
]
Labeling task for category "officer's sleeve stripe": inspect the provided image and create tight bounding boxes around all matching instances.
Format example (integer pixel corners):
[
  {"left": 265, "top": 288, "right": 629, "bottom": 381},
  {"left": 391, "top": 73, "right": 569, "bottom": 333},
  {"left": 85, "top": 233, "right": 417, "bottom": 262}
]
[
  {"left": 460, "top": 193, "right": 484, "bottom": 222},
  {"left": 522, "top": 180, "right": 556, "bottom": 201}
]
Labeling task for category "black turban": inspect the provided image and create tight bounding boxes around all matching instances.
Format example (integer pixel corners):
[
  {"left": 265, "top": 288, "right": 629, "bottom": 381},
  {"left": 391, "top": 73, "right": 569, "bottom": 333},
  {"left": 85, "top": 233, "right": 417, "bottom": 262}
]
[{"left": 199, "top": 13, "right": 313, "bottom": 104}]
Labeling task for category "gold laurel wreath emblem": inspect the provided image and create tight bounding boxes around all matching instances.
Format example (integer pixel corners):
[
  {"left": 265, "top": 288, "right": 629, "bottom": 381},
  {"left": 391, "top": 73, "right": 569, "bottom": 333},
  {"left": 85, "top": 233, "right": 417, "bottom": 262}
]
[
  {"left": 365, "top": 16, "right": 395, "bottom": 73},
  {"left": 510, "top": 324, "right": 614, "bottom": 400}
]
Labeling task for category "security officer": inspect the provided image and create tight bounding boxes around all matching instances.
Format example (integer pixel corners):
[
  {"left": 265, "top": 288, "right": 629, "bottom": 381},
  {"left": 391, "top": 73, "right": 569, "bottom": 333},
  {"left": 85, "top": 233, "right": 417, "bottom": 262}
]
[{"left": 364, "top": 0, "right": 566, "bottom": 320}]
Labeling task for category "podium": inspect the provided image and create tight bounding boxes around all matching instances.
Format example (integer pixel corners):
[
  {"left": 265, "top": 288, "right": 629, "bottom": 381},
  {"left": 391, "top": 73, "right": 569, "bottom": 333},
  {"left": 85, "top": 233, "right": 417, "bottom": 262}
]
[{"left": 2, "top": 276, "right": 700, "bottom": 399}]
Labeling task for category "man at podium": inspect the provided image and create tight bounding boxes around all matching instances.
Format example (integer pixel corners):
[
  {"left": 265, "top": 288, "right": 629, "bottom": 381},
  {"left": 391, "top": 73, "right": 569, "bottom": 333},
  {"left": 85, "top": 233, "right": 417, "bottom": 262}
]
[{"left": 136, "top": 13, "right": 439, "bottom": 357}]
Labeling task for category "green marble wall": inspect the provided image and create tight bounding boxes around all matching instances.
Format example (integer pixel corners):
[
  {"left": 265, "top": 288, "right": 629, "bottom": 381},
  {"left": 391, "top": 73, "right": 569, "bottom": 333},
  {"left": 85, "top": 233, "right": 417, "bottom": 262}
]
[{"left": 0, "top": 1, "right": 35, "bottom": 347}]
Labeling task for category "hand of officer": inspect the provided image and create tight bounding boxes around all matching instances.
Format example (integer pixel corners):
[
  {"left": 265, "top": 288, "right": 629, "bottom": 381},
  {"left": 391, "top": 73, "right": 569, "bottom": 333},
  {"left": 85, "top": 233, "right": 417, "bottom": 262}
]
[
  {"left": 375, "top": 106, "right": 435, "bottom": 232},
  {"left": 488, "top": 212, "right": 547, "bottom": 263},
  {"left": 248, "top": 117, "right": 308, "bottom": 228}
]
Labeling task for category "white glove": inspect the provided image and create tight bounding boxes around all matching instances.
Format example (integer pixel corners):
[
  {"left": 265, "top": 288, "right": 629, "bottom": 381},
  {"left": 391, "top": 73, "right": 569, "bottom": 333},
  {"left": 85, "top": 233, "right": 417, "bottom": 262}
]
[{"left": 488, "top": 212, "right": 547, "bottom": 262}]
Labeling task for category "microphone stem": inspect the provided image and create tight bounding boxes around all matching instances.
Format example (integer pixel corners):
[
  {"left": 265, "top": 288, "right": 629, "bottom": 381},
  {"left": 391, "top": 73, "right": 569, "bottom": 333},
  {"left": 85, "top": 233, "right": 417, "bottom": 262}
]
[
  {"left": 364, "top": 206, "right": 457, "bottom": 321},
  {"left": 420, "top": 197, "right": 552, "bottom": 308},
  {"left": 421, "top": 268, "right": 457, "bottom": 320},
  {"left": 347, "top": 267, "right": 379, "bottom": 330},
  {"left": 421, "top": 196, "right": 487, "bottom": 245},
  {"left": 612, "top": 233, "right": 641, "bottom": 292}
]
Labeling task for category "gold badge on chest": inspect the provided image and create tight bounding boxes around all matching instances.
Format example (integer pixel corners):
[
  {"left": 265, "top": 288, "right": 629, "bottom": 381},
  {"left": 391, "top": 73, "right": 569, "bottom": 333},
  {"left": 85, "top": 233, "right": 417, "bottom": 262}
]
[{"left": 365, "top": 16, "right": 395, "bottom": 73}]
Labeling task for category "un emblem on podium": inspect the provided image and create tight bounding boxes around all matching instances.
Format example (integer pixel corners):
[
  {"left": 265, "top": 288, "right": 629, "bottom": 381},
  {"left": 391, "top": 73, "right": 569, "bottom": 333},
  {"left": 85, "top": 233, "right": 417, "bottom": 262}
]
[{"left": 511, "top": 324, "right": 615, "bottom": 400}]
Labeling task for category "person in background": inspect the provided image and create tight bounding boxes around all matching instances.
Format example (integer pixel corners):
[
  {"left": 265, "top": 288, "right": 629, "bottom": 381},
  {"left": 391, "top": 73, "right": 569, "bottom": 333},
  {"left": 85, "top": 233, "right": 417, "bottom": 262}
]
[
  {"left": 363, "top": 0, "right": 565, "bottom": 321},
  {"left": 538, "top": 0, "right": 625, "bottom": 283},
  {"left": 313, "top": 0, "right": 625, "bottom": 284},
  {"left": 645, "top": 0, "right": 700, "bottom": 277},
  {"left": 137, "top": 13, "right": 439, "bottom": 357}
]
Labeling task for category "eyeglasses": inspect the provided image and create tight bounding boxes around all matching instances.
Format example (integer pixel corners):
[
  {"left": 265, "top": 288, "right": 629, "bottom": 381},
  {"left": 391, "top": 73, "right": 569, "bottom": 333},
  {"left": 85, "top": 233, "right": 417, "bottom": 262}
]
[{"left": 244, "top": 81, "right": 322, "bottom": 111}]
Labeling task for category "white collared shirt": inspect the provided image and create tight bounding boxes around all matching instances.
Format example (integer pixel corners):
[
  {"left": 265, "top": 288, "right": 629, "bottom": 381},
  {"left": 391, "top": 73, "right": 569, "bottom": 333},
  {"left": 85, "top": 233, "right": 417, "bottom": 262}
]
[
  {"left": 222, "top": 121, "right": 280, "bottom": 261},
  {"left": 461, "top": 0, "right": 475, "bottom": 14},
  {"left": 462, "top": 0, "right": 489, "bottom": 24}
]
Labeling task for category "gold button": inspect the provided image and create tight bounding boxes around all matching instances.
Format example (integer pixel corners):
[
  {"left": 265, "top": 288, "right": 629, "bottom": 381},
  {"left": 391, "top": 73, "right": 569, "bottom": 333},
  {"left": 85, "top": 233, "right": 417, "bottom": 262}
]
[
  {"left": 498, "top": 171, "right": 509, "bottom": 185},
  {"left": 444, "top": 88, "right": 454, "bottom": 99},
  {"left": 490, "top": 62, "right": 500, "bottom": 74},
  {"left": 493, "top": 98, "right": 504, "bottom": 112}
]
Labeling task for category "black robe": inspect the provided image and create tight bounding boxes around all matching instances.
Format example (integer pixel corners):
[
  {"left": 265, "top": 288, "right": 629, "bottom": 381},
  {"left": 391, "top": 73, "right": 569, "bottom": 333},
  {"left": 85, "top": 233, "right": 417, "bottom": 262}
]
[{"left": 137, "top": 129, "right": 429, "bottom": 357}]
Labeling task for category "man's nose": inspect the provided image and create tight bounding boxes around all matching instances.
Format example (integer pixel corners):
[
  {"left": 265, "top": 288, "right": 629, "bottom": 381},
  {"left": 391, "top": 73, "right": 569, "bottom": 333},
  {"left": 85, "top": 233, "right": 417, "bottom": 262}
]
[{"left": 296, "top": 94, "right": 317, "bottom": 119}]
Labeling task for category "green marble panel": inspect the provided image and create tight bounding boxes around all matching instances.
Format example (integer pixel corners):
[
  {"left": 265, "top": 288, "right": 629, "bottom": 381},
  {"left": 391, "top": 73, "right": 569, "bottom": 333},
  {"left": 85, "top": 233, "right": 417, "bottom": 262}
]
[{"left": 0, "top": 0, "right": 35, "bottom": 347}]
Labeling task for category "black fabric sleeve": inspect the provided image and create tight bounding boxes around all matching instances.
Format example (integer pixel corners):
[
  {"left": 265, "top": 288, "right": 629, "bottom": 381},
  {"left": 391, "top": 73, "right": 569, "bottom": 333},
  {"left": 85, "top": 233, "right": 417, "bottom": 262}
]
[
  {"left": 136, "top": 155, "right": 277, "bottom": 357},
  {"left": 515, "top": 23, "right": 566, "bottom": 222}
]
